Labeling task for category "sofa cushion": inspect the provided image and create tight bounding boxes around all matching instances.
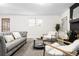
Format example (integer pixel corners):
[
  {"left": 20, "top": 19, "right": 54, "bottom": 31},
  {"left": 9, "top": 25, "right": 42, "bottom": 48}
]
[
  {"left": 6, "top": 38, "right": 26, "bottom": 52},
  {"left": 12, "top": 32, "right": 21, "bottom": 39},
  {"left": 4, "top": 35, "right": 14, "bottom": 43}
]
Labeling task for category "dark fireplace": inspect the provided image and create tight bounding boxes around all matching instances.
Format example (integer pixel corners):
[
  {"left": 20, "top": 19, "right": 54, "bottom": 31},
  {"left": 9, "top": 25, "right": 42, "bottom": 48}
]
[{"left": 70, "top": 18, "right": 79, "bottom": 32}]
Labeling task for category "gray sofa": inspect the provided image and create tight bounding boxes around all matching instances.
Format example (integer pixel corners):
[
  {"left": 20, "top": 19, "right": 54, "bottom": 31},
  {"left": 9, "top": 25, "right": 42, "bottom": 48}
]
[{"left": 0, "top": 31, "right": 27, "bottom": 56}]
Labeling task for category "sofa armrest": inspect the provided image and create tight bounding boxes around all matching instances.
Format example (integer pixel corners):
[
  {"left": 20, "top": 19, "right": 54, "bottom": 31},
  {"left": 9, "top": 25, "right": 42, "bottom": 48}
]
[
  {"left": 57, "top": 38, "right": 71, "bottom": 44},
  {"left": 0, "top": 36, "right": 6, "bottom": 56}
]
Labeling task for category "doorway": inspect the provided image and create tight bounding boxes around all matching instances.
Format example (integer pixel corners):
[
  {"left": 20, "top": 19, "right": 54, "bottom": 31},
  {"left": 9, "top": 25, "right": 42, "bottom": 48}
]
[{"left": 1, "top": 18, "right": 10, "bottom": 32}]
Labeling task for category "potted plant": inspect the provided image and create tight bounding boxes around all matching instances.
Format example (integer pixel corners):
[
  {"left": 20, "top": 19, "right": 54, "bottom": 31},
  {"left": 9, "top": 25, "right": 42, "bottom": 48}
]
[
  {"left": 67, "top": 31, "right": 71, "bottom": 38},
  {"left": 55, "top": 24, "right": 60, "bottom": 38},
  {"left": 55, "top": 24, "right": 60, "bottom": 32}
]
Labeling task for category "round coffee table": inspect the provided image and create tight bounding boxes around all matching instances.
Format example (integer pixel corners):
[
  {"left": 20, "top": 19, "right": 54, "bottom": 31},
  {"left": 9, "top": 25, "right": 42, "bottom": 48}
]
[{"left": 33, "top": 38, "right": 45, "bottom": 50}]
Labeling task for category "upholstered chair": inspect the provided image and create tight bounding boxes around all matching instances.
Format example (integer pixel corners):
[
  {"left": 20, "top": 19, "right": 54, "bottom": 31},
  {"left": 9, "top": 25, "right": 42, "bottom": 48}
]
[
  {"left": 43, "top": 31, "right": 57, "bottom": 42},
  {"left": 0, "top": 36, "right": 6, "bottom": 56},
  {"left": 45, "top": 39, "right": 79, "bottom": 56}
]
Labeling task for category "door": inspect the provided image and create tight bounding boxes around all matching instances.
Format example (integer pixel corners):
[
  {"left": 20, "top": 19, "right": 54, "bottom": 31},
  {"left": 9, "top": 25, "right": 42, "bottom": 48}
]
[{"left": 1, "top": 18, "right": 10, "bottom": 32}]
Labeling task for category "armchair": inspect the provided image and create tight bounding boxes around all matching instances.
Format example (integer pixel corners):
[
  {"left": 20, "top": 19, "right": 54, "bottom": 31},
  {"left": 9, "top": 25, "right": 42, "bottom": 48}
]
[
  {"left": 43, "top": 31, "right": 57, "bottom": 42},
  {"left": 45, "top": 39, "right": 79, "bottom": 56}
]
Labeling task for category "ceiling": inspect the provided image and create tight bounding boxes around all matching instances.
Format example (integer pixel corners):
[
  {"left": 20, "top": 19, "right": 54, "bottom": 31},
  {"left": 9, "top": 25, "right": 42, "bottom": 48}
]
[{"left": 0, "top": 3, "right": 74, "bottom": 16}]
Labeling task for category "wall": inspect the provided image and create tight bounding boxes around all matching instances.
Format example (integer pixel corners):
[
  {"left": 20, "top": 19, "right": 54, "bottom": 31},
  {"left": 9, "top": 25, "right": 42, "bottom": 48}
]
[
  {"left": 0, "top": 15, "right": 60, "bottom": 38},
  {"left": 60, "top": 9, "right": 70, "bottom": 32}
]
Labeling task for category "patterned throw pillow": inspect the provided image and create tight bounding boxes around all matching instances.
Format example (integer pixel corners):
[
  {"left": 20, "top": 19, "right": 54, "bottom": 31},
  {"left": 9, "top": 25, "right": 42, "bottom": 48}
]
[
  {"left": 4, "top": 35, "right": 14, "bottom": 43},
  {"left": 12, "top": 32, "right": 21, "bottom": 39}
]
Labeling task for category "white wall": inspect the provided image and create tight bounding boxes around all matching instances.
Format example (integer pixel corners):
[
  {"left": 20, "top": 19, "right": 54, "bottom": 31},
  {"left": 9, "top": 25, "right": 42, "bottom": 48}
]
[
  {"left": 60, "top": 9, "right": 70, "bottom": 32},
  {"left": 0, "top": 15, "right": 60, "bottom": 38}
]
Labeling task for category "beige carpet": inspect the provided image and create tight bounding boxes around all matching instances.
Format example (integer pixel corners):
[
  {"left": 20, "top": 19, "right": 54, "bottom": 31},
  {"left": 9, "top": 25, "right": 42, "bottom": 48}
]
[{"left": 13, "top": 39, "right": 48, "bottom": 56}]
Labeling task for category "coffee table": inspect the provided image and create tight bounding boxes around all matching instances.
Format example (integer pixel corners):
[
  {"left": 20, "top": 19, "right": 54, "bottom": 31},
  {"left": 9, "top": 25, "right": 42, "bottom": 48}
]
[{"left": 33, "top": 38, "right": 45, "bottom": 50}]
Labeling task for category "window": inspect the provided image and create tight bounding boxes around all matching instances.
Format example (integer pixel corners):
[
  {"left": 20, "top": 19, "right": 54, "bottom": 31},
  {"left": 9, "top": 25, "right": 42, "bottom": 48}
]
[
  {"left": 37, "top": 19, "right": 43, "bottom": 26},
  {"left": 29, "top": 19, "right": 43, "bottom": 26},
  {"left": 29, "top": 19, "right": 36, "bottom": 26}
]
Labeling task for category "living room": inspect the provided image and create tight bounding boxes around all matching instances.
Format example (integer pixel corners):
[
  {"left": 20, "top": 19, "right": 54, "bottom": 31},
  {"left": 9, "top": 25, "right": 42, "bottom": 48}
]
[{"left": 0, "top": 0, "right": 79, "bottom": 57}]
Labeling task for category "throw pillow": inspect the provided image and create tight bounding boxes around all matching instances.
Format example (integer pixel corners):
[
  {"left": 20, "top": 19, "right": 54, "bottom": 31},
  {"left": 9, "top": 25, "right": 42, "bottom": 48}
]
[
  {"left": 12, "top": 32, "right": 21, "bottom": 39},
  {"left": 4, "top": 35, "right": 14, "bottom": 43}
]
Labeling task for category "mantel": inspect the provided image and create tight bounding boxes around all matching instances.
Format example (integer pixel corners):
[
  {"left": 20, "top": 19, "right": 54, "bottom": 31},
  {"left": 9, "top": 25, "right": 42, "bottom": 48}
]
[{"left": 70, "top": 18, "right": 79, "bottom": 23}]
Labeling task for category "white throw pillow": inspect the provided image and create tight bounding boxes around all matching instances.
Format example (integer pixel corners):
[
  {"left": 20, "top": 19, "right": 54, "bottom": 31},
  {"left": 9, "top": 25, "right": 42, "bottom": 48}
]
[
  {"left": 4, "top": 35, "right": 14, "bottom": 43},
  {"left": 12, "top": 32, "right": 21, "bottom": 39}
]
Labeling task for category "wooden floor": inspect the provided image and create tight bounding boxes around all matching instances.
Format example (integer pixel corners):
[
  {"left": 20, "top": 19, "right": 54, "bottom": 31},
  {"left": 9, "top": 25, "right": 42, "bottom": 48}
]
[{"left": 13, "top": 38, "right": 49, "bottom": 56}]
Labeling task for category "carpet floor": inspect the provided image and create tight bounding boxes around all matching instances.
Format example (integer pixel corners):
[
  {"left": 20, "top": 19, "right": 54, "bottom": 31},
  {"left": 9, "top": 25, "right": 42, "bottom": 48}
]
[{"left": 13, "top": 39, "right": 49, "bottom": 56}]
